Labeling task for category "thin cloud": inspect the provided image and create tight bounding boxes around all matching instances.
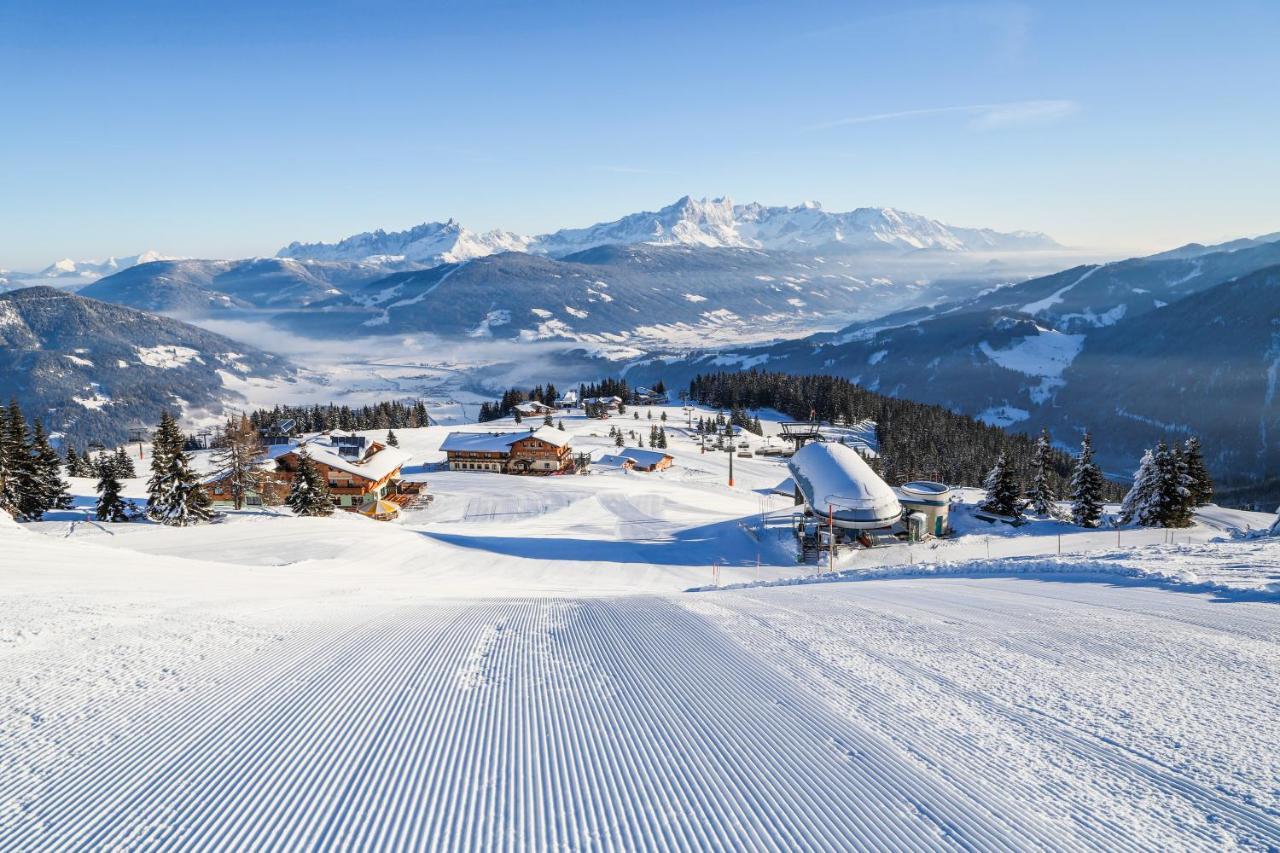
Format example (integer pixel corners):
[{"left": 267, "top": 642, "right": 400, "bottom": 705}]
[{"left": 809, "top": 99, "right": 1078, "bottom": 131}]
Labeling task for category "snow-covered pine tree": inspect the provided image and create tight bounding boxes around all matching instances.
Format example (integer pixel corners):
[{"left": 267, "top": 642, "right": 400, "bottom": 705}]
[
  {"left": 1069, "top": 432, "right": 1105, "bottom": 527},
  {"left": 1182, "top": 436, "right": 1213, "bottom": 506},
  {"left": 1161, "top": 443, "right": 1195, "bottom": 528},
  {"left": 1025, "top": 428, "right": 1057, "bottom": 517},
  {"left": 557, "top": 419, "right": 565, "bottom": 431},
  {"left": 210, "top": 414, "right": 267, "bottom": 510},
  {"left": 657, "top": 428, "right": 668, "bottom": 449},
  {"left": 980, "top": 452, "right": 1022, "bottom": 518},
  {"left": 386, "top": 429, "right": 399, "bottom": 447},
  {"left": 30, "top": 420, "right": 72, "bottom": 517},
  {"left": 146, "top": 411, "right": 214, "bottom": 526},
  {"left": 112, "top": 447, "right": 137, "bottom": 479},
  {"left": 96, "top": 465, "right": 134, "bottom": 522},
  {"left": 513, "top": 408, "right": 523, "bottom": 424},
  {"left": 1119, "top": 446, "right": 1162, "bottom": 526},
  {"left": 615, "top": 432, "right": 624, "bottom": 448},
  {"left": 1, "top": 400, "right": 39, "bottom": 520},
  {"left": 286, "top": 451, "right": 333, "bottom": 517}
]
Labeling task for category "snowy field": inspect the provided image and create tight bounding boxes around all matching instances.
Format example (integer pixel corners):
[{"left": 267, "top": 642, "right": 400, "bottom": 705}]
[{"left": 3, "top": 405, "right": 1279, "bottom": 849}]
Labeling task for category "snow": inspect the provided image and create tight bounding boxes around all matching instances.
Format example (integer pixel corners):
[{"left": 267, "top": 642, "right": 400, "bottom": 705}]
[
  {"left": 682, "top": 293, "right": 707, "bottom": 303},
  {"left": 977, "top": 405, "right": 1030, "bottom": 427},
  {"left": 63, "top": 354, "right": 94, "bottom": 367},
  {"left": 134, "top": 344, "right": 204, "bottom": 369},
  {"left": 1019, "top": 266, "right": 1097, "bottom": 315},
  {"left": 1, "top": 406, "right": 1276, "bottom": 848},
  {"left": 980, "top": 328, "right": 1085, "bottom": 379},
  {"left": 868, "top": 348, "right": 889, "bottom": 365}
]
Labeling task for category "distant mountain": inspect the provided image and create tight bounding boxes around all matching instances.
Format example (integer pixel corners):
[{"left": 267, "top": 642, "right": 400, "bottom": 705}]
[
  {"left": 1046, "top": 264, "right": 1280, "bottom": 495},
  {"left": 34, "top": 250, "right": 177, "bottom": 280},
  {"left": 278, "top": 220, "right": 531, "bottom": 266},
  {"left": 634, "top": 238, "right": 1280, "bottom": 493},
  {"left": 0, "top": 286, "right": 291, "bottom": 448},
  {"left": 80, "top": 257, "right": 403, "bottom": 315},
  {"left": 275, "top": 196, "right": 1061, "bottom": 263}
]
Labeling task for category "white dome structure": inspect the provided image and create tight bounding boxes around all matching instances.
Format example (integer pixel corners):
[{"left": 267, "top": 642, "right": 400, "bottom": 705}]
[{"left": 788, "top": 442, "right": 902, "bottom": 529}]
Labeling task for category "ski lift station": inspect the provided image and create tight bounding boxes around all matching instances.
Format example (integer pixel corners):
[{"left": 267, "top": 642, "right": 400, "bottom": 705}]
[{"left": 787, "top": 442, "right": 902, "bottom": 530}]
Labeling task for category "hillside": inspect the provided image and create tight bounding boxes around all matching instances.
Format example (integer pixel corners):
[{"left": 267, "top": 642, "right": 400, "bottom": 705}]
[
  {"left": 636, "top": 237, "right": 1280, "bottom": 494},
  {"left": 0, "top": 286, "right": 291, "bottom": 447}
]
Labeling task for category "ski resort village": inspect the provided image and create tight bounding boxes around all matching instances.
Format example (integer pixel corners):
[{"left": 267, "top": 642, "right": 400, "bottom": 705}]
[{"left": 1, "top": 374, "right": 1278, "bottom": 850}]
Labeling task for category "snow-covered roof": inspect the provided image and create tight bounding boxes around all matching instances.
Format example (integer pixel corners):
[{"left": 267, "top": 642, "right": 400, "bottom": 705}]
[
  {"left": 592, "top": 454, "right": 634, "bottom": 469},
  {"left": 440, "top": 426, "right": 573, "bottom": 453},
  {"left": 617, "top": 447, "right": 672, "bottom": 468},
  {"left": 293, "top": 437, "right": 409, "bottom": 482},
  {"left": 515, "top": 400, "right": 553, "bottom": 412},
  {"left": 788, "top": 442, "right": 901, "bottom": 529},
  {"left": 526, "top": 425, "right": 573, "bottom": 447},
  {"left": 558, "top": 390, "right": 579, "bottom": 404}
]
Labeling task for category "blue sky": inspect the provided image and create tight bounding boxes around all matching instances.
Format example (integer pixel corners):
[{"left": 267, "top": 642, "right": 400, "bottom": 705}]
[{"left": 2, "top": 0, "right": 1278, "bottom": 268}]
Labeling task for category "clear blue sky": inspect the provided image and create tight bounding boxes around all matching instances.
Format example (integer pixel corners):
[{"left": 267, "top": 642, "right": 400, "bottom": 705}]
[{"left": 2, "top": 0, "right": 1278, "bottom": 268}]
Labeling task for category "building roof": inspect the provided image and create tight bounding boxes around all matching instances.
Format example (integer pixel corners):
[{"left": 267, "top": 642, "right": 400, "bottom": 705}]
[
  {"left": 441, "top": 426, "right": 573, "bottom": 454},
  {"left": 617, "top": 447, "right": 673, "bottom": 468},
  {"left": 291, "top": 436, "right": 409, "bottom": 482},
  {"left": 592, "top": 454, "right": 634, "bottom": 469},
  {"left": 514, "top": 400, "right": 553, "bottom": 412}
]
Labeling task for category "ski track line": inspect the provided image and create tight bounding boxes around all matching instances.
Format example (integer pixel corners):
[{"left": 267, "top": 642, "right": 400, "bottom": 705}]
[{"left": 0, "top": 596, "right": 1070, "bottom": 851}]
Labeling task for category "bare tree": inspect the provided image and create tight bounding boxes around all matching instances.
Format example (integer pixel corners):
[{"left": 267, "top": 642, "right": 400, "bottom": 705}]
[{"left": 210, "top": 414, "right": 269, "bottom": 510}]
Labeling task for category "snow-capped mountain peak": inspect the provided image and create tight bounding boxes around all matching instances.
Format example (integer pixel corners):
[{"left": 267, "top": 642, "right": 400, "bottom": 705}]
[
  {"left": 274, "top": 197, "right": 1060, "bottom": 264},
  {"left": 277, "top": 220, "right": 531, "bottom": 266},
  {"left": 33, "top": 251, "right": 177, "bottom": 281}
]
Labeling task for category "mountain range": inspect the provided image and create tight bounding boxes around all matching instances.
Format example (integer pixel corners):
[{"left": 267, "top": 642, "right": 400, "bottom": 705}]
[{"left": 277, "top": 196, "right": 1061, "bottom": 266}]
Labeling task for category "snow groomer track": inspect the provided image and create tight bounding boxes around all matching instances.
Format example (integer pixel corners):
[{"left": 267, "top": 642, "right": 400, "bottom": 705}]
[{"left": 5, "top": 586, "right": 1279, "bottom": 850}]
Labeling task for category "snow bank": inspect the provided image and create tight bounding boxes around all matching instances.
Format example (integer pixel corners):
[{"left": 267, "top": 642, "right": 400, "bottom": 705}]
[{"left": 694, "top": 540, "right": 1280, "bottom": 599}]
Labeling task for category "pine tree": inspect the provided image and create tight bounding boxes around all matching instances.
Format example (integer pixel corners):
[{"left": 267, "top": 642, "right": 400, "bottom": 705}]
[
  {"left": 543, "top": 412, "right": 553, "bottom": 427},
  {"left": 386, "top": 429, "right": 399, "bottom": 447},
  {"left": 1183, "top": 436, "right": 1213, "bottom": 506},
  {"left": 1161, "top": 443, "right": 1195, "bottom": 528},
  {"left": 146, "top": 411, "right": 214, "bottom": 526},
  {"left": 1119, "top": 446, "right": 1162, "bottom": 526},
  {"left": 112, "top": 447, "right": 137, "bottom": 479},
  {"left": 0, "top": 400, "right": 38, "bottom": 520},
  {"left": 980, "top": 453, "right": 1022, "bottom": 518},
  {"left": 513, "top": 408, "right": 523, "bottom": 425},
  {"left": 1026, "top": 428, "right": 1057, "bottom": 517},
  {"left": 96, "top": 466, "right": 133, "bottom": 522},
  {"left": 657, "top": 427, "right": 668, "bottom": 449},
  {"left": 660, "top": 411, "right": 667, "bottom": 422},
  {"left": 30, "top": 420, "right": 72, "bottom": 516},
  {"left": 64, "top": 444, "right": 81, "bottom": 478},
  {"left": 1069, "top": 433, "right": 1105, "bottom": 528},
  {"left": 287, "top": 451, "right": 334, "bottom": 516},
  {"left": 614, "top": 432, "right": 624, "bottom": 448},
  {"left": 557, "top": 419, "right": 565, "bottom": 430}
]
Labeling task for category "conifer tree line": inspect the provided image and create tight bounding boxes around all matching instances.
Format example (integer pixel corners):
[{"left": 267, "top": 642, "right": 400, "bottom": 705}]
[
  {"left": 478, "top": 385, "right": 561, "bottom": 422},
  {"left": 687, "top": 370, "right": 1113, "bottom": 494},
  {"left": 0, "top": 399, "right": 72, "bottom": 521},
  {"left": 1116, "top": 437, "right": 1212, "bottom": 528},
  {"left": 245, "top": 399, "right": 430, "bottom": 435}
]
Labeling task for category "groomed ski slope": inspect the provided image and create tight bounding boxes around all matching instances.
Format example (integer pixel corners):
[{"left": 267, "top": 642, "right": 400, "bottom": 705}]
[
  {"left": 4, "top": 579, "right": 1278, "bottom": 850},
  {"left": 3, "top": 408, "right": 1279, "bottom": 849}
]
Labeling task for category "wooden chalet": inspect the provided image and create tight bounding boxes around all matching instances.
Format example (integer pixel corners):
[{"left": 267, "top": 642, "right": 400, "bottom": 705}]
[
  {"left": 441, "top": 426, "right": 574, "bottom": 475},
  {"left": 277, "top": 433, "right": 412, "bottom": 514},
  {"left": 617, "top": 447, "right": 674, "bottom": 472}
]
